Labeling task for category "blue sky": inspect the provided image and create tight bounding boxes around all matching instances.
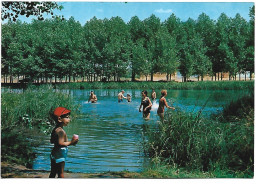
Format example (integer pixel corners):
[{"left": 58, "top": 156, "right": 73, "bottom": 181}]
[{"left": 11, "top": 1, "right": 254, "bottom": 25}]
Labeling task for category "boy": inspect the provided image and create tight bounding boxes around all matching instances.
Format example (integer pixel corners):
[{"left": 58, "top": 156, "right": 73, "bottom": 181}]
[
  {"left": 127, "top": 94, "right": 131, "bottom": 102},
  {"left": 49, "top": 107, "right": 78, "bottom": 178}
]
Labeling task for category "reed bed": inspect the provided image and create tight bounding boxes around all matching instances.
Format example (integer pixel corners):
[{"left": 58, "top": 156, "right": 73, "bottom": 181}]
[
  {"left": 53, "top": 81, "right": 254, "bottom": 90},
  {"left": 142, "top": 94, "right": 254, "bottom": 178},
  {"left": 1, "top": 85, "right": 79, "bottom": 167}
]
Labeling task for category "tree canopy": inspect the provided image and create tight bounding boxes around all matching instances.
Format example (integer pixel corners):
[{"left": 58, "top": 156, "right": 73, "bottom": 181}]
[
  {"left": 1, "top": 6, "right": 255, "bottom": 83},
  {"left": 1, "top": 1, "right": 63, "bottom": 21}
]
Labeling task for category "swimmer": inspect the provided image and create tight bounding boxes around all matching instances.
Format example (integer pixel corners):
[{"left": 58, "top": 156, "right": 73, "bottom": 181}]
[
  {"left": 151, "top": 89, "right": 156, "bottom": 101},
  {"left": 88, "top": 91, "right": 97, "bottom": 103},
  {"left": 118, "top": 90, "right": 127, "bottom": 103},
  {"left": 139, "top": 90, "right": 152, "bottom": 120},
  {"left": 157, "top": 90, "right": 175, "bottom": 121}
]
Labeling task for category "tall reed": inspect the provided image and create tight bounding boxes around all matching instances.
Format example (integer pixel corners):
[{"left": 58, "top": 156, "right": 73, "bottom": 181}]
[
  {"left": 53, "top": 81, "right": 254, "bottom": 90},
  {"left": 1, "top": 85, "right": 79, "bottom": 167},
  {"left": 142, "top": 94, "right": 254, "bottom": 177}
]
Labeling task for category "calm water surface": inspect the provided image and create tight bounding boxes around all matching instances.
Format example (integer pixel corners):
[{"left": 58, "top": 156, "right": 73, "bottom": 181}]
[{"left": 32, "top": 89, "right": 248, "bottom": 173}]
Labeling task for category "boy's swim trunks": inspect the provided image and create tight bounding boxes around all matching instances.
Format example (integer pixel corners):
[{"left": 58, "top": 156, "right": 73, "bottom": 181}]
[{"left": 50, "top": 147, "right": 68, "bottom": 163}]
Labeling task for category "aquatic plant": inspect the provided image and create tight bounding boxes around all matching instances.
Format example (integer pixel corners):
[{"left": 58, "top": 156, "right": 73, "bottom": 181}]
[
  {"left": 1, "top": 85, "right": 79, "bottom": 167},
  {"left": 52, "top": 81, "right": 254, "bottom": 90},
  {"left": 142, "top": 94, "right": 254, "bottom": 177}
]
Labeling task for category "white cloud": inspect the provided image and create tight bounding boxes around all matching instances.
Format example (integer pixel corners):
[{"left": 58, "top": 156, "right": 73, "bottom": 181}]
[
  {"left": 97, "top": 8, "right": 103, "bottom": 12},
  {"left": 155, "top": 8, "right": 173, "bottom": 14}
]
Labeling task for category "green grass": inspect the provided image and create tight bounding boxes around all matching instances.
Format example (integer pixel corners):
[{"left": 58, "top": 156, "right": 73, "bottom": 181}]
[
  {"left": 52, "top": 80, "right": 254, "bottom": 90},
  {"left": 1, "top": 85, "right": 79, "bottom": 167},
  {"left": 142, "top": 94, "right": 254, "bottom": 178}
]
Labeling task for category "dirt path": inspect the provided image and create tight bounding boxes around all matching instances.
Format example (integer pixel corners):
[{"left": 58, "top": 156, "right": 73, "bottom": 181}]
[{"left": 1, "top": 162, "right": 141, "bottom": 178}]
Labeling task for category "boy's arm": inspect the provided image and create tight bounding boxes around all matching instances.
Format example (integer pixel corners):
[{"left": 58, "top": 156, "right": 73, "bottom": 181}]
[{"left": 57, "top": 129, "right": 77, "bottom": 146}]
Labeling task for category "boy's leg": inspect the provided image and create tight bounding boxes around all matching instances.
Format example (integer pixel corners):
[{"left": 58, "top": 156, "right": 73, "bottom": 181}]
[
  {"left": 49, "top": 160, "right": 57, "bottom": 178},
  {"left": 57, "top": 161, "right": 65, "bottom": 178}
]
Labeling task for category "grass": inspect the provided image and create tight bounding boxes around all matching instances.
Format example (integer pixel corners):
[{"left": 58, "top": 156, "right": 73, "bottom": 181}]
[
  {"left": 1, "top": 85, "right": 79, "bottom": 167},
  {"left": 142, "top": 93, "right": 254, "bottom": 178},
  {"left": 51, "top": 80, "right": 254, "bottom": 90}
]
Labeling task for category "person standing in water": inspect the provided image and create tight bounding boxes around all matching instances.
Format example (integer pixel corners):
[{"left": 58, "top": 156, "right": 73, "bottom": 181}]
[
  {"left": 88, "top": 91, "right": 97, "bottom": 103},
  {"left": 151, "top": 89, "right": 156, "bottom": 101},
  {"left": 127, "top": 94, "right": 132, "bottom": 102},
  {"left": 157, "top": 90, "right": 175, "bottom": 121},
  {"left": 49, "top": 107, "right": 79, "bottom": 178},
  {"left": 118, "top": 90, "right": 127, "bottom": 103},
  {"left": 139, "top": 90, "right": 153, "bottom": 120}
]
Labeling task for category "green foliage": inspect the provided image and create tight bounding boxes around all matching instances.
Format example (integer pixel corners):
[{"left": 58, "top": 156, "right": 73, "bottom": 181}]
[
  {"left": 1, "top": 2, "right": 63, "bottom": 21},
  {"left": 1, "top": 85, "right": 79, "bottom": 133},
  {"left": 52, "top": 81, "right": 254, "bottom": 91},
  {"left": 1, "top": 85, "right": 79, "bottom": 167},
  {"left": 1, "top": 7, "right": 254, "bottom": 83},
  {"left": 142, "top": 94, "right": 254, "bottom": 177}
]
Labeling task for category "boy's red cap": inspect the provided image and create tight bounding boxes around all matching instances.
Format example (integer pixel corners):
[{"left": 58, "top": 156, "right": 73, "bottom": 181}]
[{"left": 53, "top": 107, "right": 71, "bottom": 117}]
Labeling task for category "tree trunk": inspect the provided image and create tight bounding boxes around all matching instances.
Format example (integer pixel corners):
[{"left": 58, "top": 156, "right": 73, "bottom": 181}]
[
  {"left": 170, "top": 74, "right": 172, "bottom": 81},
  {"left": 150, "top": 71, "right": 153, "bottom": 81},
  {"left": 132, "top": 71, "right": 135, "bottom": 82},
  {"left": 184, "top": 76, "right": 187, "bottom": 82}
]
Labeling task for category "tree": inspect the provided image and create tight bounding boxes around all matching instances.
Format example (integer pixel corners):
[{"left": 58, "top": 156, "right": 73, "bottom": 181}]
[
  {"left": 1, "top": 1, "right": 63, "bottom": 21},
  {"left": 246, "top": 5, "right": 255, "bottom": 80},
  {"left": 195, "top": 13, "right": 216, "bottom": 80},
  {"left": 128, "top": 16, "right": 146, "bottom": 81},
  {"left": 155, "top": 26, "right": 179, "bottom": 81},
  {"left": 229, "top": 14, "right": 248, "bottom": 80},
  {"left": 179, "top": 18, "right": 196, "bottom": 82},
  {"left": 215, "top": 13, "right": 232, "bottom": 80},
  {"left": 143, "top": 14, "right": 161, "bottom": 81}
]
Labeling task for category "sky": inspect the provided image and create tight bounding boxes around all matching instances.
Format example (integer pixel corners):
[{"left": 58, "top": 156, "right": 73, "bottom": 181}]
[{"left": 9, "top": 1, "right": 255, "bottom": 25}]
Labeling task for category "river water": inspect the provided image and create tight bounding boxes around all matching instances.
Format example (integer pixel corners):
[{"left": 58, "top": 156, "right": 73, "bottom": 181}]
[{"left": 32, "top": 89, "right": 248, "bottom": 173}]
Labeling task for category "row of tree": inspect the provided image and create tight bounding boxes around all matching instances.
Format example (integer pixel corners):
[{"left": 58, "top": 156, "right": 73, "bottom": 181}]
[{"left": 1, "top": 6, "right": 254, "bottom": 83}]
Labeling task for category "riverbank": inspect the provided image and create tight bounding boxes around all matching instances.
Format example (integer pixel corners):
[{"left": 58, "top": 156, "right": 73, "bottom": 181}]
[
  {"left": 1, "top": 161, "right": 252, "bottom": 178},
  {"left": 1, "top": 162, "right": 142, "bottom": 178},
  {"left": 1, "top": 80, "right": 255, "bottom": 90}
]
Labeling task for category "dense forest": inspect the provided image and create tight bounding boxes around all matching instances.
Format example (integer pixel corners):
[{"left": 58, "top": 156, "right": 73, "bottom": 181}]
[{"left": 1, "top": 6, "right": 254, "bottom": 83}]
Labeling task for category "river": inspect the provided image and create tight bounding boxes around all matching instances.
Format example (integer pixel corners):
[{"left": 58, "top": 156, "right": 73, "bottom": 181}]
[{"left": 32, "top": 89, "right": 248, "bottom": 173}]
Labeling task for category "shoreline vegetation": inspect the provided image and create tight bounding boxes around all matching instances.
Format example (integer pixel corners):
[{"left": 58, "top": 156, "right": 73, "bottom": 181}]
[
  {"left": 1, "top": 81, "right": 254, "bottom": 178},
  {"left": 1, "top": 80, "right": 254, "bottom": 90}
]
